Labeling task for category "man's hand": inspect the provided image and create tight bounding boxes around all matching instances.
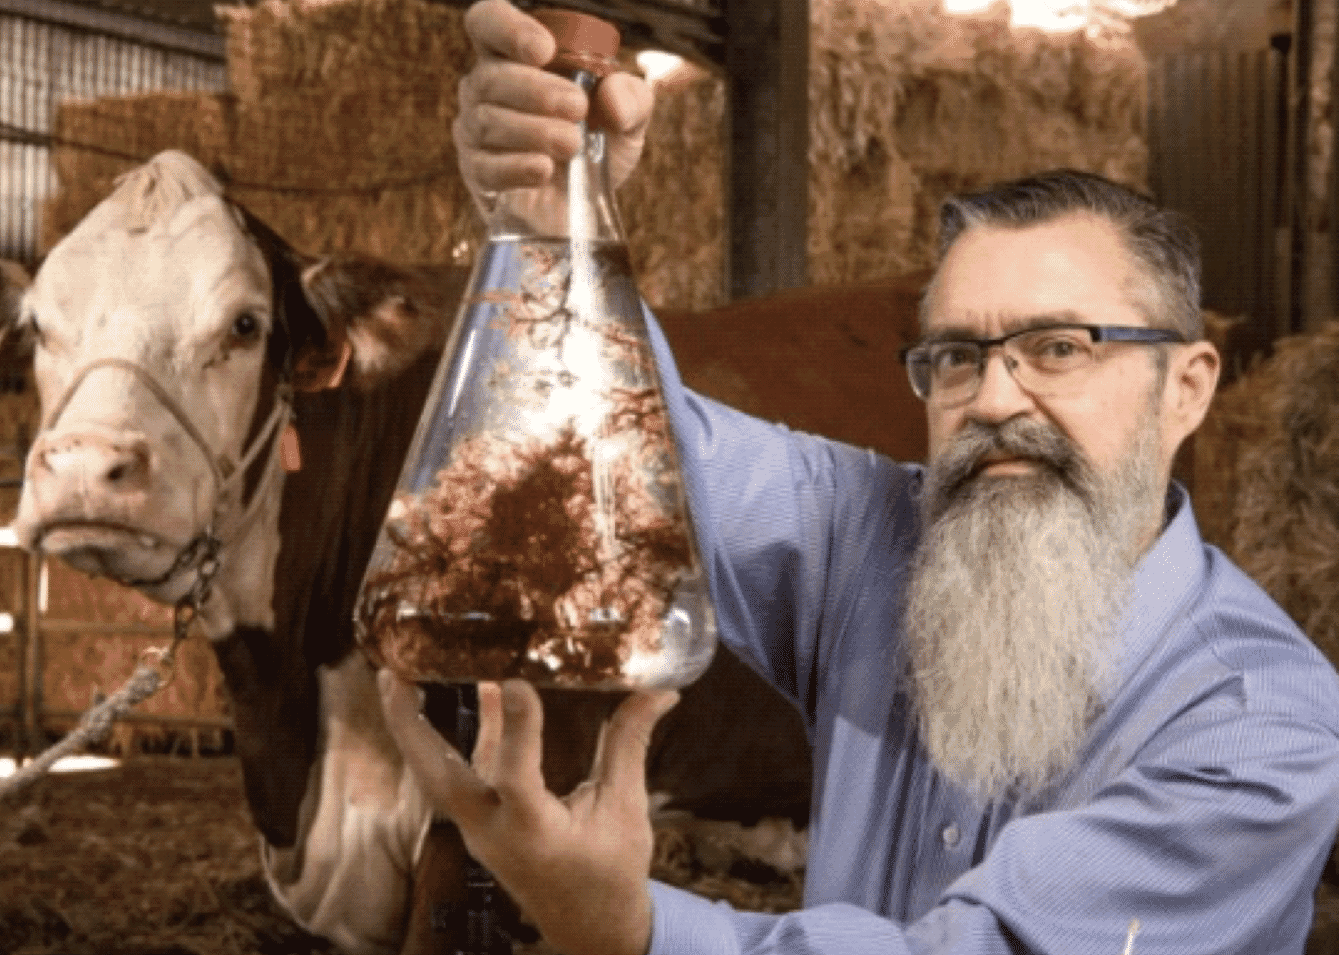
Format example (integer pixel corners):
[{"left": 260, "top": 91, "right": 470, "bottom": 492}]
[
  {"left": 453, "top": 0, "right": 653, "bottom": 202},
  {"left": 379, "top": 670, "right": 679, "bottom": 955}
]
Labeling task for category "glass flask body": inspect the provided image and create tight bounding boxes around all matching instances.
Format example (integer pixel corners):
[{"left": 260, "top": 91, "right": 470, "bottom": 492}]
[{"left": 355, "top": 57, "right": 716, "bottom": 691}]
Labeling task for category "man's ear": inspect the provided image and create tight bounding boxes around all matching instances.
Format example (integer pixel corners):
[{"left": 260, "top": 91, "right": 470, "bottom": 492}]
[
  {"left": 296, "top": 254, "right": 468, "bottom": 391},
  {"left": 1163, "top": 339, "right": 1221, "bottom": 453}
]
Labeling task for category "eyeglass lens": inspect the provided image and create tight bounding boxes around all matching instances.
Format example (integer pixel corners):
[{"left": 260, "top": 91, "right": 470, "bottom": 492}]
[{"left": 910, "top": 327, "right": 1099, "bottom": 405}]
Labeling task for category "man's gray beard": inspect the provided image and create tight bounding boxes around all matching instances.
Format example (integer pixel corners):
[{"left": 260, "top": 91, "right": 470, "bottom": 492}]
[{"left": 904, "top": 414, "right": 1163, "bottom": 803}]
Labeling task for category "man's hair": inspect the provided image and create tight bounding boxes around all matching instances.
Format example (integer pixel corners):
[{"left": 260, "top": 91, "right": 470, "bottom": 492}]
[{"left": 925, "top": 169, "right": 1204, "bottom": 341}]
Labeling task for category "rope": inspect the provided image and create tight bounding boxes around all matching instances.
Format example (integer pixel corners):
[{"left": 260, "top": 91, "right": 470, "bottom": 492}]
[
  {"left": 0, "top": 542, "right": 218, "bottom": 803},
  {"left": 0, "top": 642, "right": 178, "bottom": 801}
]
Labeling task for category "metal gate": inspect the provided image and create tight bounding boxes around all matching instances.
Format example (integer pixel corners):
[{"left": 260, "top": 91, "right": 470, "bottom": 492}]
[
  {"left": 0, "top": 5, "right": 226, "bottom": 263},
  {"left": 1147, "top": 46, "right": 1290, "bottom": 373}
]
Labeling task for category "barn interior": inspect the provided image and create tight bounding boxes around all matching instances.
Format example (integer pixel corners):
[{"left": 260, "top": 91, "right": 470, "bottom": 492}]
[{"left": 2, "top": 0, "right": 1339, "bottom": 952}]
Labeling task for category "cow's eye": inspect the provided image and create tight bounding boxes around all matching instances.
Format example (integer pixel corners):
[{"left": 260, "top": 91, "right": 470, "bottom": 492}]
[{"left": 230, "top": 311, "right": 262, "bottom": 341}]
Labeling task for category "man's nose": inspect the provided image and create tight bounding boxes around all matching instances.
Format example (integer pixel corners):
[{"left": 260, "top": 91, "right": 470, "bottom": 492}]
[{"left": 965, "top": 348, "right": 1035, "bottom": 422}]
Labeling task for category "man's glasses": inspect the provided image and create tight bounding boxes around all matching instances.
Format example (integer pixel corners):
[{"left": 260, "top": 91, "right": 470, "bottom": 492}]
[{"left": 899, "top": 324, "right": 1187, "bottom": 408}]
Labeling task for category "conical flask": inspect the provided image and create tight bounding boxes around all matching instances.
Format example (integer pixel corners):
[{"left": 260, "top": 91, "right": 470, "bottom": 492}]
[{"left": 355, "top": 9, "right": 716, "bottom": 691}]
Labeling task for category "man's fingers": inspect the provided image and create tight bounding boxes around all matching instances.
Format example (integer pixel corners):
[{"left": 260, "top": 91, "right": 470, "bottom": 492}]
[
  {"left": 460, "top": 62, "right": 588, "bottom": 131},
  {"left": 471, "top": 681, "right": 504, "bottom": 780},
  {"left": 377, "top": 669, "right": 495, "bottom": 824},
  {"left": 595, "top": 690, "right": 680, "bottom": 798},
  {"left": 593, "top": 71, "right": 653, "bottom": 137},
  {"left": 463, "top": 0, "right": 554, "bottom": 66},
  {"left": 494, "top": 679, "right": 548, "bottom": 802}
]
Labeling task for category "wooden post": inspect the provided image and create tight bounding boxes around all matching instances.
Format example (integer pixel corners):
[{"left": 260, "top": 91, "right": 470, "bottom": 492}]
[
  {"left": 20, "top": 550, "right": 41, "bottom": 756},
  {"left": 1287, "top": 0, "right": 1314, "bottom": 334},
  {"left": 723, "top": 0, "right": 809, "bottom": 300}
]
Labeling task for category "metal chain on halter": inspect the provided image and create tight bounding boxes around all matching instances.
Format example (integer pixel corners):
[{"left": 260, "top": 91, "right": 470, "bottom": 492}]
[{"left": 0, "top": 534, "right": 223, "bottom": 802}]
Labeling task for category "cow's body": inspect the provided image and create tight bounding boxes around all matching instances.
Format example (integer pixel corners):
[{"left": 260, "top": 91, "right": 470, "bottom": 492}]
[{"left": 2, "top": 151, "right": 820, "bottom": 954}]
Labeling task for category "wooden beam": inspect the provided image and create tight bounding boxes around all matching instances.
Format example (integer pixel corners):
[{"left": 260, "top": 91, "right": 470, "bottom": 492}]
[
  {"left": 1286, "top": 0, "right": 1313, "bottom": 334},
  {"left": 723, "top": 0, "right": 809, "bottom": 299}
]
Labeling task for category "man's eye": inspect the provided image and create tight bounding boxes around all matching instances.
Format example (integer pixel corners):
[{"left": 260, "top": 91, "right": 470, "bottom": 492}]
[
  {"left": 1026, "top": 333, "right": 1089, "bottom": 364},
  {"left": 931, "top": 345, "right": 978, "bottom": 371}
]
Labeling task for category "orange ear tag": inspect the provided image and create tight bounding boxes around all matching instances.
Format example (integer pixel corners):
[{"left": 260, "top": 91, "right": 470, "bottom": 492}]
[{"left": 280, "top": 422, "right": 302, "bottom": 472}]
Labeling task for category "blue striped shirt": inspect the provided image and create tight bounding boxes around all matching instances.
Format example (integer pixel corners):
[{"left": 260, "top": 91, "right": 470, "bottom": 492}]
[{"left": 645, "top": 310, "right": 1339, "bottom": 955}]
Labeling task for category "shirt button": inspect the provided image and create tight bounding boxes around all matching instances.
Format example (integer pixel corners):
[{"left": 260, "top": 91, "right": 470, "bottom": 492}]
[{"left": 941, "top": 824, "right": 961, "bottom": 848}]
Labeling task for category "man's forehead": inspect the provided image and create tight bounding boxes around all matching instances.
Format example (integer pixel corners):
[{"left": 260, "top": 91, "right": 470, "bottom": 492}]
[
  {"left": 924, "top": 217, "right": 1146, "bottom": 336},
  {"left": 925, "top": 309, "right": 1098, "bottom": 340}
]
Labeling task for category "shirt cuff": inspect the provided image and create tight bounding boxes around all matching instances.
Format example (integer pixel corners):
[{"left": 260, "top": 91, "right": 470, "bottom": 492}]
[{"left": 648, "top": 880, "right": 739, "bottom": 955}]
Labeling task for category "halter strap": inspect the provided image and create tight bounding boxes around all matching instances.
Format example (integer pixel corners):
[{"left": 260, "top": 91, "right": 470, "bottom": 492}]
[{"left": 36, "top": 355, "right": 293, "bottom": 590}]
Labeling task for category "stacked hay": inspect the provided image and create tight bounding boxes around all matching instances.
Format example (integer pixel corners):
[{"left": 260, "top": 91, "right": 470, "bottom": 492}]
[
  {"left": 45, "top": 0, "right": 476, "bottom": 265},
  {"left": 623, "top": 0, "right": 1148, "bottom": 309},
  {"left": 43, "top": 0, "right": 1146, "bottom": 311},
  {"left": 1209, "top": 324, "right": 1339, "bottom": 669}
]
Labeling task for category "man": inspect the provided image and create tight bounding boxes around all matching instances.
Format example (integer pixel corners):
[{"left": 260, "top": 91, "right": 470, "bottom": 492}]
[{"left": 379, "top": 2, "right": 1339, "bottom": 952}]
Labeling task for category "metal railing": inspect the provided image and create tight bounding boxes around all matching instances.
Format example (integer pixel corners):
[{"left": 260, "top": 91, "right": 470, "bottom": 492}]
[{"left": 0, "top": 7, "right": 226, "bottom": 262}]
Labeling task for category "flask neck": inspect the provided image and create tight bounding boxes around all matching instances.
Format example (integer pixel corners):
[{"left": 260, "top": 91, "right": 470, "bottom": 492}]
[{"left": 485, "top": 69, "right": 625, "bottom": 245}]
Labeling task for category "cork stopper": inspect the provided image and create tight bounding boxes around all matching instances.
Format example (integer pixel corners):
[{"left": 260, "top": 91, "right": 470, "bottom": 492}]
[{"left": 532, "top": 7, "right": 620, "bottom": 77}]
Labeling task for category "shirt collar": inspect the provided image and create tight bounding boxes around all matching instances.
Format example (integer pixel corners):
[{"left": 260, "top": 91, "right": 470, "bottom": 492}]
[{"left": 1112, "top": 481, "right": 1207, "bottom": 686}]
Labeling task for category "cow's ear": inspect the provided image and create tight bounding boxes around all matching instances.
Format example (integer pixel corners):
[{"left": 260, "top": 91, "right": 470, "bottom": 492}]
[
  {"left": 0, "top": 261, "right": 34, "bottom": 388},
  {"left": 297, "top": 254, "right": 467, "bottom": 391},
  {"left": 0, "top": 259, "right": 30, "bottom": 323}
]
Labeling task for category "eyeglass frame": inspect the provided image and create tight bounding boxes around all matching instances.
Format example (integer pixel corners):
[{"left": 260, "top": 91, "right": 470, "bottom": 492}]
[{"left": 898, "top": 323, "right": 1188, "bottom": 405}]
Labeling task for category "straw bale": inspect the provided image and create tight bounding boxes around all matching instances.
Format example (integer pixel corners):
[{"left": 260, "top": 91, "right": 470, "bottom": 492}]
[
  {"left": 1222, "top": 323, "right": 1339, "bottom": 669},
  {"left": 1190, "top": 365, "right": 1266, "bottom": 554},
  {"left": 624, "top": 0, "right": 1148, "bottom": 310},
  {"left": 43, "top": 93, "right": 232, "bottom": 255},
  {"left": 219, "top": 0, "right": 471, "bottom": 107},
  {"left": 619, "top": 69, "right": 727, "bottom": 312},
  {"left": 47, "top": 0, "right": 476, "bottom": 263},
  {"left": 45, "top": 0, "right": 1146, "bottom": 307}
]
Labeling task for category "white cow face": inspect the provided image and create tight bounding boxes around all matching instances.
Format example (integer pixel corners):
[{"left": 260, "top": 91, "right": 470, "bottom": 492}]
[
  {"left": 6, "top": 150, "right": 457, "bottom": 616},
  {"left": 11, "top": 153, "right": 278, "bottom": 595}
]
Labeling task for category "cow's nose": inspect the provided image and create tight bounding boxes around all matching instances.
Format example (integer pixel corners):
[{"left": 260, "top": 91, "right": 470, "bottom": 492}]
[{"left": 32, "top": 429, "right": 153, "bottom": 492}]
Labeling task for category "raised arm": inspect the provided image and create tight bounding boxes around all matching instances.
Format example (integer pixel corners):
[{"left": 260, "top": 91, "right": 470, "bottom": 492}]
[{"left": 453, "top": 0, "right": 652, "bottom": 208}]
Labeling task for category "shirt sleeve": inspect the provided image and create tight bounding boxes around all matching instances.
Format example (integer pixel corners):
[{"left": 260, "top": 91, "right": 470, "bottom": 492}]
[
  {"left": 648, "top": 704, "right": 1339, "bottom": 955},
  {"left": 645, "top": 305, "right": 918, "bottom": 716}
]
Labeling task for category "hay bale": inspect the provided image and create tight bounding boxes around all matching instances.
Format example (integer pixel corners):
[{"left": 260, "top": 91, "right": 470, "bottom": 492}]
[
  {"left": 43, "top": 92, "right": 233, "bottom": 255},
  {"left": 44, "top": 0, "right": 1147, "bottom": 309},
  {"left": 624, "top": 0, "right": 1147, "bottom": 310},
  {"left": 219, "top": 0, "right": 471, "bottom": 108},
  {"left": 1191, "top": 366, "right": 1267, "bottom": 554},
  {"left": 48, "top": 0, "right": 476, "bottom": 264},
  {"left": 1223, "top": 324, "right": 1339, "bottom": 668}
]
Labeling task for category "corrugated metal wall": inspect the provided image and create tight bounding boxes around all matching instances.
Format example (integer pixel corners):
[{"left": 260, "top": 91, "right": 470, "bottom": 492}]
[
  {"left": 0, "top": 11, "right": 225, "bottom": 263},
  {"left": 1148, "top": 47, "right": 1290, "bottom": 370}
]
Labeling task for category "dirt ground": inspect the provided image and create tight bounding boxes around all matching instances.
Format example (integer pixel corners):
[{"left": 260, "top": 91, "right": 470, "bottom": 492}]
[
  {"left": 0, "top": 756, "right": 1335, "bottom": 955},
  {"left": 0, "top": 756, "right": 801, "bottom": 955}
]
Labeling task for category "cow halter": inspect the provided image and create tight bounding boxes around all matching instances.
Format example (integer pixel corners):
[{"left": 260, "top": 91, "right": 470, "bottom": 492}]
[{"left": 34, "top": 356, "right": 294, "bottom": 600}]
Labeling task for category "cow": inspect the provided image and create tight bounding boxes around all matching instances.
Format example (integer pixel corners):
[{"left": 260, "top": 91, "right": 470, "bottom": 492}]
[{"left": 0, "top": 149, "right": 825, "bottom": 955}]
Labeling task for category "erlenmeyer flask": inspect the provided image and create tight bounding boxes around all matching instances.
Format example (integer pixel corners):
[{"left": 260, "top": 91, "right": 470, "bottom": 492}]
[{"left": 355, "top": 8, "right": 716, "bottom": 691}]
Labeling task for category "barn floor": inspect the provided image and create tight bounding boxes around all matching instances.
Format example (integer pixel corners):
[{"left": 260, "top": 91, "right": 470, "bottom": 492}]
[
  {"left": 0, "top": 756, "right": 803, "bottom": 955},
  {"left": 0, "top": 755, "right": 1335, "bottom": 955}
]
